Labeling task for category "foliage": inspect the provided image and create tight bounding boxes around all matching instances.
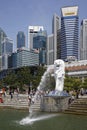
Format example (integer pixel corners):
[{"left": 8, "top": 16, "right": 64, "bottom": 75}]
[
  {"left": 0, "top": 66, "right": 87, "bottom": 92},
  {"left": 64, "top": 75, "right": 82, "bottom": 91},
  {"left": 81, "top": 78, "right": 87, "bottom": 89},
  {"left": 0, "top": 66, "right": 46, "bottom": 92}
]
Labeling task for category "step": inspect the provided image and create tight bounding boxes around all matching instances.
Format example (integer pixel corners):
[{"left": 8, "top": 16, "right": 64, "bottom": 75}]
[
  {"left": 64, "top": 111, "right": 87, "bottom": 116},
  {"left": 69, "top": 106, "right": 87, "bottom": 110},
  {"left": 73, "top": 101, "right": 87, "bottom": 104},
  {"left": 64, "top": 97, "right": 87, "bottom": 115},
  {"left": 64, "top": 110, "right": 87, "bottom": 115},
  {"left": 67, "top": 107, "right": 87, "bottom": 111},
  {"left": 69, "top": 104, "right": 87, "bottom": 108}
]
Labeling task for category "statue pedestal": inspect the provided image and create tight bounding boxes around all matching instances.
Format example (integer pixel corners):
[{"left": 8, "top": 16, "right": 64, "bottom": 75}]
[{"left": 40, "top": 95, "right": 70, "bottom": 112}]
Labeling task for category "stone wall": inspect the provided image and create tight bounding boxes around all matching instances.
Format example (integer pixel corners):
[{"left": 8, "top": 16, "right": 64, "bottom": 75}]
[{"left": 40, "top": 96, "right": 69, "bottom": 112}]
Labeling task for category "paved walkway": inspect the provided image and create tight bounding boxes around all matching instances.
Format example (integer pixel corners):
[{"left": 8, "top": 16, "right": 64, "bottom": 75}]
[
  {"left": 79, "top": 94, "right": 87, "bottom": 98},
  {"left": 0, "top": 93, "right": 87, "bottom": 111},
  {"left": 0, "top": 93, "right": 29, "bottom": 110}
]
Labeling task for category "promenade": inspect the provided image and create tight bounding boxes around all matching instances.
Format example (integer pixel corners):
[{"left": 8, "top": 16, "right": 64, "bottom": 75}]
[{"left": 0, "top": 93, "right": 29, "bottom": 110}]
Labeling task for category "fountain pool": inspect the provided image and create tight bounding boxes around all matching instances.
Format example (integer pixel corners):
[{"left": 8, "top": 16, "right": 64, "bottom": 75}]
[{"left": 0, "top": 109, "right": 87, "bottom": 130}]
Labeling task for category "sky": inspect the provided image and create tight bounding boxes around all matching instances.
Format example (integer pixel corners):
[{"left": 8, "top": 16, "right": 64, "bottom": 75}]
[{"left": 0, "top": 0, "right": 87, "bottom": 50}]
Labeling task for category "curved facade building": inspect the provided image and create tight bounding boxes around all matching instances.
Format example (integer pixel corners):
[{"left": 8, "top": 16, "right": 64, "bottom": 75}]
[{"left": 61, "top": 6, "right": 79, "bottom": 61}]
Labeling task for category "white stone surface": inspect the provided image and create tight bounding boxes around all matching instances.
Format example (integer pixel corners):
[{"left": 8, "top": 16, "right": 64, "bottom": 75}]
[{"left": 54, "top": 59, "right": 65, "bottom": 92}]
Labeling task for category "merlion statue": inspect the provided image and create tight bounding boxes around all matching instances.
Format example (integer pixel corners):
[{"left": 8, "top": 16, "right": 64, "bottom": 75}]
[{"left": 54, "top": 59, "right": 65, "bottom": 92}]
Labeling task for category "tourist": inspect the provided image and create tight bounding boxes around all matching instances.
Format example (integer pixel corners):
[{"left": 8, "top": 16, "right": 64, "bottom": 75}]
[
  {"left": 28, "top": 95, "right": 31, "bottom": 106},
  {"left": 14, "top": 88, "right": 19, "bottom": 100},
  {"left": 76, "top": 90, "right": 79, "bottom": 99},
  {"left": 9, "top": 89, "right": 13, "bottom": 100},
  {"left": 86, "top": 89, "right": 87, "bottom": 94},
  {"left": 80, "top": 88, "right": 84, "bottom": 96},
  {"left": 68, "top": 97, "right": 72, "bottom": 104},
  {"left": 2, "top": 87, "right": 6, "bottom": 97},
  {"left": 28, "top": 86, "right": 31, "bottom": 95},
  {"left": 0, "top": 93, "right": 3, "bottom": 103}
]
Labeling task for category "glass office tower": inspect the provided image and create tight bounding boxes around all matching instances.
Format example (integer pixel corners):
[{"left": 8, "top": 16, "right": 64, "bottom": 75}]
[
  {"left": 17, "top": 31, "right": 25, "bottom": 49},
  {"left": 2, "top": 37, "right": 13, "bottom": 70},
  {"left": 52, "top": 14, "right": 61, "bottom": 61},
  {"left": 28, "top": 26, "right": 44, "bottom": 50},
  {"left": 47, "top": 34, "right": 54, "bottom": 65},
  {"left": 61, "top": 6, "right": 79, "bottom": 61},
  {"left": 0, "top": 28, "right": 7, "bottom": 70},
  {"left": 80, "top": 19, "right": 87, "bottom": 60},
  {"left": 33, "top": 30, "right": 47, "bottom": 65}
]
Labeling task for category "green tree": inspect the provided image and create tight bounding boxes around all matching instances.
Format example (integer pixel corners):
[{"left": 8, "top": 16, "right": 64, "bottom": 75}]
[
  {"left": 64, "top": 75, "right": 82, "bottom": 91},
  {"left": 3, "top": 73, "right": 17, "bottom": 87},
  {"left": 81, "top": 78, "right": 87, "bottom": 89}
]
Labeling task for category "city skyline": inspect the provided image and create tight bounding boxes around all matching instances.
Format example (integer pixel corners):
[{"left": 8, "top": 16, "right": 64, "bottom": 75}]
[{"left": 0, "top": 0, "right": 87, "bottom": 49}]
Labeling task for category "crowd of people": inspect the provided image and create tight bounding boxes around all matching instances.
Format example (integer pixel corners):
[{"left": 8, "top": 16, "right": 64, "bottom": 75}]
[
  {"left": 68, "top": 88, "right": 87, "bottom": 104},
  {"left": 0, "top": 87, "right": 19, "bottom": 103},
  {"left": 27, "top": 87, "right": 87, "bottom": 106},
  {"left": 0, "top": 86, "right": 87, "bottom": 107}
]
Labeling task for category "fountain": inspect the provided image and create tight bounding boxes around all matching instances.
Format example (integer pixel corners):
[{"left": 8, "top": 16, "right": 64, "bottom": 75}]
[
  {"left": 29, "top": 59, "right": 70, "bottom": 113},
  {"left": 19, "top": 59, "right": 70, "bottom": 125},
  {"left": 37, "top": 64, "right": 54, "bottom": 91},
  {"left": 30, "top": 64, "right": 54, "bottom": 103}
]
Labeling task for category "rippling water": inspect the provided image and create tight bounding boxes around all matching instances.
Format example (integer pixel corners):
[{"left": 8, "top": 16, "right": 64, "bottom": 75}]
[{"left": 0, "top": 109, "right": 87, "bottom": 130}]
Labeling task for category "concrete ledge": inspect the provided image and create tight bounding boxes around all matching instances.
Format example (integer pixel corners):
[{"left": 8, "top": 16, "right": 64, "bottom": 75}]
[
  {"left": 0, "top": 105, "right": 29, "bottom": 111},
  {"left": 40, "top": 96, "right": 70, "bottom": 112}
]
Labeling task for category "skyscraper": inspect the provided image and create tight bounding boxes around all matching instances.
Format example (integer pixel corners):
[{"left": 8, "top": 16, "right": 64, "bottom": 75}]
[
  {"left": 0, "top": 27, "right": 7, "bottom": 70},
  {"left": 33, "top": 30, "right": 47, "bottom": 65},
  {"left": 61, "top": 6, "right": 79, "bottom": 61},
  {"left": 47, "top": 34, "right": 54, "bottom": 65},
  {"left": 33, "top": 30, "right": 47, "bottom": 49},
  {"left": 80, "top": 19, "right": 87, "bottom": 60},
  {"left": 52, "top": 14, "right": 61, "bottom": 61},
  {"left": 28, "top": 26, "right": 44, "bottom": 50},
  {"left": 2, "top": 37, "right": 13, "bottom": 70},
  {"left": 17, "top": 31, "right": 25, "bottom": 49}
]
